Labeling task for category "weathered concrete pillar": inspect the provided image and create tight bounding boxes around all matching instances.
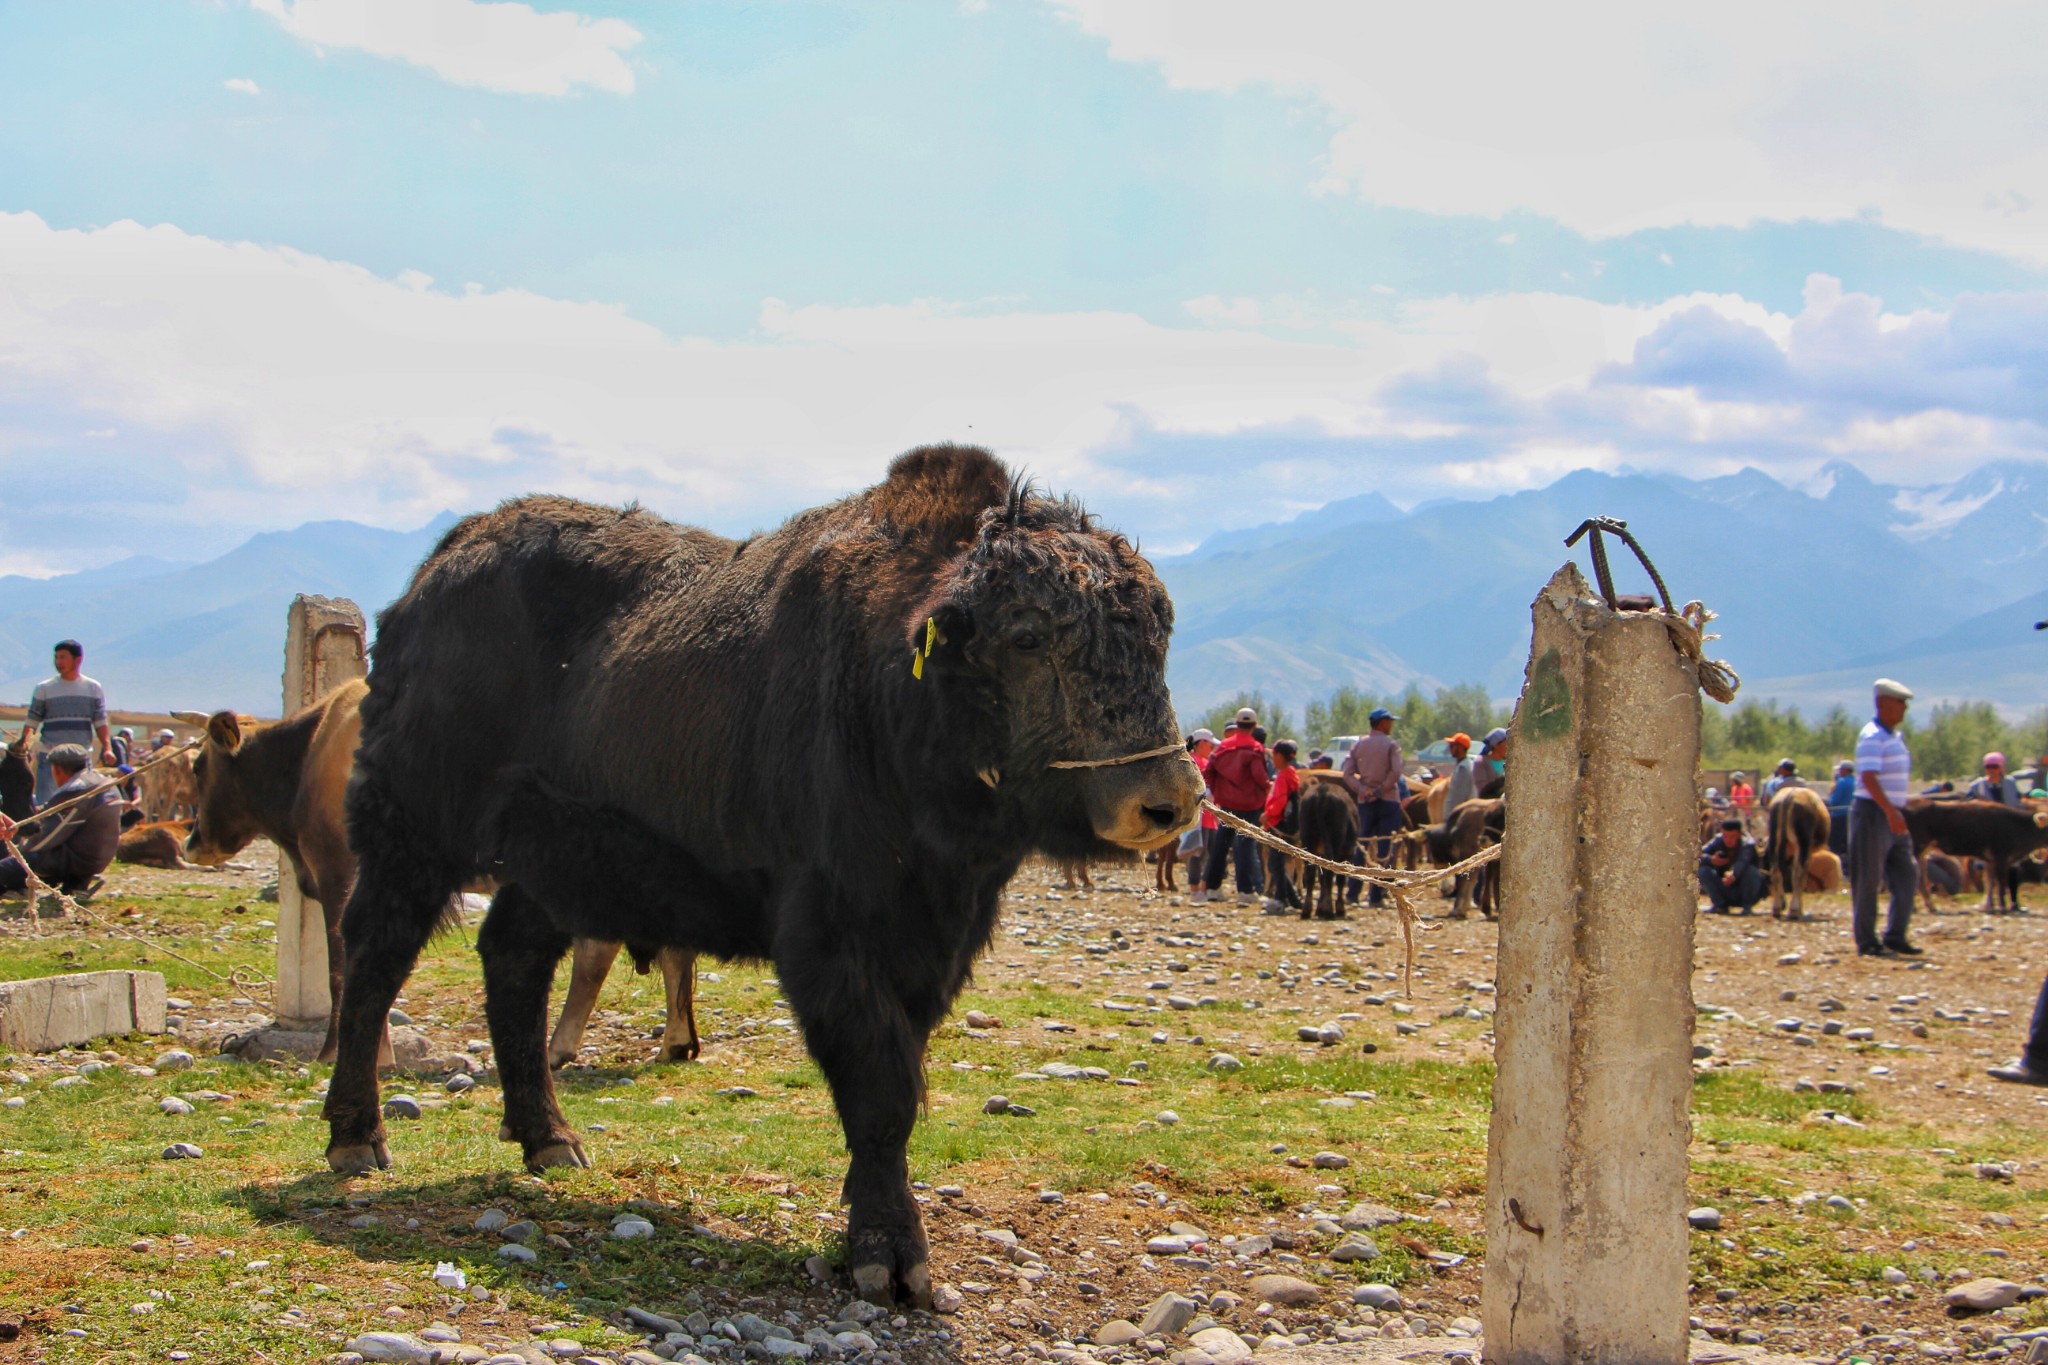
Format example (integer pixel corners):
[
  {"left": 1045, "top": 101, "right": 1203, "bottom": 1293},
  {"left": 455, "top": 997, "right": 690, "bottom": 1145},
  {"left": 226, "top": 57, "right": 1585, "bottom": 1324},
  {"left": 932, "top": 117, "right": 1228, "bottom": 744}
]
[
  {"left": 1483, "top": 562, "right": 1700, "bottom": 1365},
  {"left": 275, "top": 594, "right": 366, "bottom": 1031}
]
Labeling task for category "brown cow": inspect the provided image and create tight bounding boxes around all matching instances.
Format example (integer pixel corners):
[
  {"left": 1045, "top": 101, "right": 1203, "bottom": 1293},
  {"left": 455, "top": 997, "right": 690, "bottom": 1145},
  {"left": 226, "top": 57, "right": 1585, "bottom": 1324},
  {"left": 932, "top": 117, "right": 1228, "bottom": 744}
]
[
  {"left": 1905, "top": 798, "right": 2048, "bottom": 914},
  {"left": 1425, "top": 797, "right": 1503, "bottom": 919},
  {"left": 117, "top": 820, "right": 195, "bottom": 869},
  {"left": 547, "top": 941, "right": 699, "bottom": 1068},
  {"left": 1765, "top": 786, "right": 1831, "bottom": 920},
  {"left": 187, "top": 680, "right": 698, "bottom": 1065}
]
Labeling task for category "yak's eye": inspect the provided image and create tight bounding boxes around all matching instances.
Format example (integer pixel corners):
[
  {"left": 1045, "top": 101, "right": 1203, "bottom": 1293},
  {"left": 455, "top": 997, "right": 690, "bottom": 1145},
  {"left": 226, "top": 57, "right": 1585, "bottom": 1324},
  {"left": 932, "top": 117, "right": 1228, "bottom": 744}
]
[{"left": 1011, "top": 629, "right": 1043, "bottom": 653}]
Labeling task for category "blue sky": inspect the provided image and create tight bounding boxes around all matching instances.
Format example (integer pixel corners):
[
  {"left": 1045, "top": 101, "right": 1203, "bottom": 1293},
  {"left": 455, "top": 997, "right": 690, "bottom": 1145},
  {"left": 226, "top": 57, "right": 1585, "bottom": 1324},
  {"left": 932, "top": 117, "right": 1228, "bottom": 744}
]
[{"left": 2, "top": 0, "right": 2046, "bottom": 572}]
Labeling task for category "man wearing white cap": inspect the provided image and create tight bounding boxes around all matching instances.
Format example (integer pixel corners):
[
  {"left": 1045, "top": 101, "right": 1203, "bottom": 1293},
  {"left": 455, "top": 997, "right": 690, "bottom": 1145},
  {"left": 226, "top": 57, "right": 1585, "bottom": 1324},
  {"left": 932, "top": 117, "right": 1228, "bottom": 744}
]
[{"left": 1849, "top": 679, "right": 1921, "bottom": 956}]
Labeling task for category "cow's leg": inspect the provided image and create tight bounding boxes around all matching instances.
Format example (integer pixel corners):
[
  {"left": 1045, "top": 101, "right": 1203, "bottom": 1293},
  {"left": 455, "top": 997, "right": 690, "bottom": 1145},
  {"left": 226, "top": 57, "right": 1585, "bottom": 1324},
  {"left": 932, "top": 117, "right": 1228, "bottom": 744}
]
[
  {"left": 298, "top": 837, "right": 360, "bottom": 1066},
  {"left": 656, "top": 948, "right": 700, "bottom": 1062},
  {"left": 548, "top": 938, "right": 621, "bottom": 1070},
  {"left": 1788, "top": 848, "right": 1805, "bottom": 921},
  {"left": 323, "top": 796, "right": 458, "bottom": 1175},
  {"left": 780, "top": 931, "right": 936, "bottom": 1309},
  {"left": 1985, "top": 857, "right": 2003, "bottom": 914},
  {"left": 477, "top": 884, "right": 585, "bottom": 1172}
]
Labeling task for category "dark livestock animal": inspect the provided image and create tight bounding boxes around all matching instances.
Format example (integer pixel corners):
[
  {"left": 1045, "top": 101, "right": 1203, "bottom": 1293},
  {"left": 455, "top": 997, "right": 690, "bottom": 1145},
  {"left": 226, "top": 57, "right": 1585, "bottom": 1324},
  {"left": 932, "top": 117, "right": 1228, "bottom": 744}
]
[
  {"left": 1424, "top": 798, "right": 1504, "bottom": 919},
  {"left": 0, "top": 737, "right": 31, "bottom": 821},
  {"left": 323, "top": 446, "right": 1203, "bottom": 1309},
  {"left": 1296, "top": 780, "right": 1358, "bottom": 920},
  {"left": 187, "top": 682, "right": 366, "bottom": 1063},
  {"left": 1765, "top": 786, "right": 1831, "bottom": 919},
  {"left": 1904, "top": 798, "right": 2048, "bottom": 914},
  {"left": 186, "top": 680, "right": 697, "bottom": 1068}
]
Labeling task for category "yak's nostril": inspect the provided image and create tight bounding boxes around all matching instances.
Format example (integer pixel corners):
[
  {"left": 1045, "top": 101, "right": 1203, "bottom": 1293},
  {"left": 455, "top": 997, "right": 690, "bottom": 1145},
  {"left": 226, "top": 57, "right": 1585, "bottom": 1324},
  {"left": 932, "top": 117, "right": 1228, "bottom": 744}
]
[{"left": 1141, "top": 803, "right": 1179, "bottom": 829}]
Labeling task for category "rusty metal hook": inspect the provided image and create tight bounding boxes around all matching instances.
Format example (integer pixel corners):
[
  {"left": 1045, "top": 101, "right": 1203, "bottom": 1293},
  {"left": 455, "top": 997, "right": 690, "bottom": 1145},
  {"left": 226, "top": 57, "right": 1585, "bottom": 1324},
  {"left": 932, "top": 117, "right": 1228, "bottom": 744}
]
[{"left": 1564, "top": 516, "right": 1675, "bottom": 615}]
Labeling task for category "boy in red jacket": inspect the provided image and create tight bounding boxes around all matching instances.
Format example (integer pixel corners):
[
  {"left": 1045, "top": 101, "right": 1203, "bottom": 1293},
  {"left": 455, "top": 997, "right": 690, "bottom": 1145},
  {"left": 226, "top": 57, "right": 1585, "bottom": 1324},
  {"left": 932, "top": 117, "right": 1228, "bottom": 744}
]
[
  {"left": 1260, "top": 739, "right": 1303, "bottom": 912},
  {"left": 1202, "top": 708, "right": 1272, "bottom": 904}
]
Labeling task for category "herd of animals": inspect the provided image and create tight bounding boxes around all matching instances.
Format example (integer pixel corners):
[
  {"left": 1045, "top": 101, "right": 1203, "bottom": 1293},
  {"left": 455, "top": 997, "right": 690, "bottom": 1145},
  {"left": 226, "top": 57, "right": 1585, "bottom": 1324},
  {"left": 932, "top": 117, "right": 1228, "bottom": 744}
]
[{"left": 6, "top": 444, "right": 2048, "bottom": 1309}]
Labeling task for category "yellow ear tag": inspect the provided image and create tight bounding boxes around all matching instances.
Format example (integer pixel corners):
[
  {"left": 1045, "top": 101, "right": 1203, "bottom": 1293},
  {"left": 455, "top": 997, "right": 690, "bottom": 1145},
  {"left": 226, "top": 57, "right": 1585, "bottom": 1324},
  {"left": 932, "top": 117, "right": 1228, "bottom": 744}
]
[{"left": 912, "top": 616, "right": 937, "bottom": 680}]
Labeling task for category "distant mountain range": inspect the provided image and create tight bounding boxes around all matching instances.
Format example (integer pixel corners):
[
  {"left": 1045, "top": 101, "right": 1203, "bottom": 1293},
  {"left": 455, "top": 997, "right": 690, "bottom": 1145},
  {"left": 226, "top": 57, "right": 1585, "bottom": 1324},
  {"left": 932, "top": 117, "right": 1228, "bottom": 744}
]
[
  {"left": 1, "top": 459, "right": 2043, "bottom": 720},
  {"left": 0, "top": 517, "right": 456, "bottom": 715},
  {"left": 1155, "top": 458, "right": 2048, "bottom": 718}
]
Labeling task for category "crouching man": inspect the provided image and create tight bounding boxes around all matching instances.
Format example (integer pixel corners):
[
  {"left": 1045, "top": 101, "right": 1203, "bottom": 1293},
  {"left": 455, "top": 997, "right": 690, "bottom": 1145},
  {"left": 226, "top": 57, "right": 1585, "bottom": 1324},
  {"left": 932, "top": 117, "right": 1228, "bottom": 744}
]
[
  {"left": 0, "top": 744, "right": 123, "bottom": 896},
  {"left": 1699, "top": 816, "right": 1764, "bottom": 914}
]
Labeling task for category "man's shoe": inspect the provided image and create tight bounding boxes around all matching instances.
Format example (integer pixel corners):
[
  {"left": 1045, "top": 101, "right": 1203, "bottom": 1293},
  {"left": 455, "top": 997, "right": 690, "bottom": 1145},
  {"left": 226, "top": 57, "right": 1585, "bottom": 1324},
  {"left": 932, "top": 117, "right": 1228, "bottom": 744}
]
[
  {"left": 1882, "top": 938, "right": 1924, "bottom": 956},
  {"left": 1190, "top": 888, "right": 1207, "bottom": 904},
  {"left": 1856, "top": 944, "right": 1892, "bottom": 957},
  {"left": 1260, "top": 897, "right": 1285, "bottom": 912},
  {"left": 1989, "top": 1061, "right": 2048, "bottom": 1086}
]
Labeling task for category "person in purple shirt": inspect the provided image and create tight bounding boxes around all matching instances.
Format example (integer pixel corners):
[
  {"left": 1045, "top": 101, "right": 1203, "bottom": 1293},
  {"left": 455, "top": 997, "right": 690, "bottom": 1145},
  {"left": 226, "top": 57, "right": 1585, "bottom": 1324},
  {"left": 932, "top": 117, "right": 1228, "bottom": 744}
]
[{"left": 1340, "top": 707, "right": 1403, "bottom": 907}]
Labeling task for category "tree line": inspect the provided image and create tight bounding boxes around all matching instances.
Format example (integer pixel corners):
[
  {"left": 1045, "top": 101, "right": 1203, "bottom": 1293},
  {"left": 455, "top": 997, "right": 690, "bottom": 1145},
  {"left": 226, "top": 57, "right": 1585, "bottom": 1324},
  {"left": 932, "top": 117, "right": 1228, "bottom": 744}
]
[{"left": 1188, "top": 685, "right": 2048, "bottom": 782}]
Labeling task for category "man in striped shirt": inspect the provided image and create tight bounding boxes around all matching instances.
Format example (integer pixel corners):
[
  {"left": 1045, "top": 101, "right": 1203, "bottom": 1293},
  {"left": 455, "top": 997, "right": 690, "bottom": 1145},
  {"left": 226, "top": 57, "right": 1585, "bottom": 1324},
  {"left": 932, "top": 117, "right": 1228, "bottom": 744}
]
[
  {"left": 17, "top": 640, "right": 113, "bottom": 807},
  {"left": 1849, "top": 677, "right": 1921, "bottom": 957}
]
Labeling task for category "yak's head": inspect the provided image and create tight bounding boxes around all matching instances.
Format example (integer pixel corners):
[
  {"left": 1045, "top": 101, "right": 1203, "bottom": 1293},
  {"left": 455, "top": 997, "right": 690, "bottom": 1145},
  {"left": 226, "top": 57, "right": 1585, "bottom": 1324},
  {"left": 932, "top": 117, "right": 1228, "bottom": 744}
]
[{"left": 908, "top": 474, "right": 1203, "bottom": 853}]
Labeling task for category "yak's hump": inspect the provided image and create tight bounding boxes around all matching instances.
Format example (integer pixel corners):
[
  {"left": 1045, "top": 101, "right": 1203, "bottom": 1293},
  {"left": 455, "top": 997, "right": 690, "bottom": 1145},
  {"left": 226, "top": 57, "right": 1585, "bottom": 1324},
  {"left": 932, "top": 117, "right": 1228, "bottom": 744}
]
[{"left": 870, "top": 444, "right": 1013, "bottom": 548}]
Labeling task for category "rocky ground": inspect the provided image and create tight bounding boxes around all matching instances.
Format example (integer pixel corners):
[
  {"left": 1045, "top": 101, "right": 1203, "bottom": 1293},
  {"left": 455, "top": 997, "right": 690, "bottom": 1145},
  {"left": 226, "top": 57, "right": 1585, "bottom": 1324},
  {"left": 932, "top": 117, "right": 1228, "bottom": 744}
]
[{"left": 5, "top": 854, "right": 2048, "bottom": 1364}]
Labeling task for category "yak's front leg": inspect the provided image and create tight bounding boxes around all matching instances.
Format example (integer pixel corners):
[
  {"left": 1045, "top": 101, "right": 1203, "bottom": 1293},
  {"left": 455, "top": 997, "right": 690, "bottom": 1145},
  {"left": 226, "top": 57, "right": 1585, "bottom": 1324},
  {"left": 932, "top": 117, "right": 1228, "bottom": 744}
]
[{"left": 780, "top": 916, "right": 936, "bottom": 1309}]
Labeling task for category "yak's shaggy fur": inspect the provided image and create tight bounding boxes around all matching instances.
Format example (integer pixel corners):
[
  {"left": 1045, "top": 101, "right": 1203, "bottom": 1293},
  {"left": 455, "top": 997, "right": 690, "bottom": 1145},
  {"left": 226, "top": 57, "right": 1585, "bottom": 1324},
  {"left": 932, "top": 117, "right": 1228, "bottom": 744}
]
[{"left": 323, "top": 445, "right": 1202, "bottom": 1308}]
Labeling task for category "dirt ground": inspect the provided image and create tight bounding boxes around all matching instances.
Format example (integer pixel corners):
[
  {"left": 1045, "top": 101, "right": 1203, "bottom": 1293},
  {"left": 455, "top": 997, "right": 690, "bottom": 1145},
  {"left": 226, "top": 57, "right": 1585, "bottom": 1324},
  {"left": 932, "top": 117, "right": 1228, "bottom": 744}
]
[{"left": 7, "top": 849, "right": 2048, "bottom": 1364}]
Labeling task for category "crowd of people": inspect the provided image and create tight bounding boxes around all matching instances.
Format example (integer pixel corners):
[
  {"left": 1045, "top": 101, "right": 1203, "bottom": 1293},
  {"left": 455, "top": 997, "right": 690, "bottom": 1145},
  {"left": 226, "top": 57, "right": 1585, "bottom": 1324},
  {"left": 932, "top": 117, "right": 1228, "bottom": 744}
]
[
  {"left": 0, "top": 639, "right": 136, "bottom": 900},
  {"left": 1178, "top": 703, "right": 1508, "bottom": 914}
]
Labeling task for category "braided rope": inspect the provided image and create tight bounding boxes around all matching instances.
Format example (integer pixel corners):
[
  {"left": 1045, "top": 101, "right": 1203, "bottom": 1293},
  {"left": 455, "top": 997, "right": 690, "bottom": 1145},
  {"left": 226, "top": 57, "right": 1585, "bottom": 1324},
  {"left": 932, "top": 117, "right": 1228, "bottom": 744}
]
[{"left": 1048, "top": 742, "right": 1189, "bottom": 770}]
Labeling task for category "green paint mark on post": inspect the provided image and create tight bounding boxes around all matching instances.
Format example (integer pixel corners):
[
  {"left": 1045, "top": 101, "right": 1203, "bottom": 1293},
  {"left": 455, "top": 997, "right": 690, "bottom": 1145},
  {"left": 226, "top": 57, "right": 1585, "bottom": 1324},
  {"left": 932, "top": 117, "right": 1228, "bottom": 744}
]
[{"left": 1525, "top": 646, "right": 1573, "bottom": 742}]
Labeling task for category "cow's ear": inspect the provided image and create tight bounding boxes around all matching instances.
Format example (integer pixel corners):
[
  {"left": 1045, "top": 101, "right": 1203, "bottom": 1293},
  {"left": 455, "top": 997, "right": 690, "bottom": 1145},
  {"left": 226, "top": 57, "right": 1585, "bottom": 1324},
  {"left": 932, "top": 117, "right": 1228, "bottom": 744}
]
[{"left": 206, "top": 711, "right": 243, "bottom": 753}]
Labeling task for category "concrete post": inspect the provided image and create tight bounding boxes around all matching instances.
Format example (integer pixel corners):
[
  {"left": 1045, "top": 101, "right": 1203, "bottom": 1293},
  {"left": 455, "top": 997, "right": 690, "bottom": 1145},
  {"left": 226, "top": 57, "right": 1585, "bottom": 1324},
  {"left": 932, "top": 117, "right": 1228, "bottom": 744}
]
[
  {"left": 1483, "top": 562, "right": 1699, "bottom": 1365},
  {"left": 274, "top": 594, "right": 366, "bottom": 1030}
]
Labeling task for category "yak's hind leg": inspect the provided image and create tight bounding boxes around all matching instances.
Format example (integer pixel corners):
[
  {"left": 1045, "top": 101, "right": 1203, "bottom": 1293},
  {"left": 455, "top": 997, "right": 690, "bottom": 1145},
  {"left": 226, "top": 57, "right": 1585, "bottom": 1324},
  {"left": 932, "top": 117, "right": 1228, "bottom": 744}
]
[
  {"left": 655, "top": 947, "right": 700, "bottom": 1062},
  {"left": 480, "top": 884, "right": 586, "bottom": 1172},
  {"left": 324, "top": 783, "right": 461, "bottom": 1175},
  {"left": 548, "top": 938, "right": 622, "bottom": 1070}
]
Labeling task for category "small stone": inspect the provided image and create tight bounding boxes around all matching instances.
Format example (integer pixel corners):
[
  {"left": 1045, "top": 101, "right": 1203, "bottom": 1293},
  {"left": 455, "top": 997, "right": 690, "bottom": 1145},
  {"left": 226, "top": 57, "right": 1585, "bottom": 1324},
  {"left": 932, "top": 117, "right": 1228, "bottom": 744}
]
[
  {"left": 1687, "top": 1207, "right": 1722, "bottom": 1231},
  {"left": 1330, "top": 1236, "right": 1379, "bottom": 1262},
  {"left": 154, "top": 1050, "right": 194, "bottom": 1072},
  {"left": 1825, "top": 1195, "right": 1855, "bottom": 1213},
  {"left": 1882, "top": 1266, "right": 1909, "bottom": 1285},
  {"left": 420, "top": 1323, "right": 462, "bottom": 1343},
  {"left": 446, "top": 1074, "right": 476, "bottom": 1094},
  {"left": 387, "top": 1008, "right": 412, "bottom": 1026},
  {"left": 1156, "top": 1110, "right": 1180, "bottom": 1126},
  {"left": 759, "top": 1342, "right": 811, "bottom": 1359},
  {"left": 932, "top": 1285, "right": 964, "bottom": 1314},
  {"left": 1206, "top": 1053, "right": 1242, "bottom": 1072},
  {"left": 964, "top": 1010, "right": 1001, "bottom": 1029},
  {"left": 1188, "top": 1326, "right": 1252, "bottom": 1363},
  {"left": 1340, "top": 1203, "right": 1403, "bottom": 1230},
  {"left": 1138, "top": 1292, "right": 1200, "bottom": 1336},
  {"left": 161, "top": 1142, "right": 203, "bottom": 1160},
  {"left": 159, "top": 1096, "right": 195, "bottom": 1116},
  {"left": 1311, "top": 1151, "right": 1349, "bottom": 1169},
  {"left": 1095, "top": 1321, "right": 1144, "bottom": 1347},
  {"left": 474, "top": 1209, "right": 509, "bottom": 1232},
  {"left": 500, "top": 1220, "right": 539, "bottom": 1242},
  {"left": 983, "top": 1095, "right": 1010, "bottom": 1115},
  {"left": 344, "top": 1333, "right": 438, "bottom": 1363},
  {"left": 495, "top": 1243, "right": 537, "bottom": 1262},
  {"left": 1354, "top": 1284, "right": 1403, "bottom": 1310},
  {"left": 623, "top": 1307, "right": 684, "bottom": 1336},
  {"left": 1038, "top": 1189, "right": 1063, "bottom": 1204},
  {"left": 1247, "top": 1274, "right": 1319, "bottom": 1306},
  {"left": 1944, "top": 1278, "right": 2027, "bottom": 1312},
  {"left": 382, "top": 1095, "right": 422, "bottom": 1120},
  {"left": 612, "top": 1218, "right": 655, "bottom": 1239}
]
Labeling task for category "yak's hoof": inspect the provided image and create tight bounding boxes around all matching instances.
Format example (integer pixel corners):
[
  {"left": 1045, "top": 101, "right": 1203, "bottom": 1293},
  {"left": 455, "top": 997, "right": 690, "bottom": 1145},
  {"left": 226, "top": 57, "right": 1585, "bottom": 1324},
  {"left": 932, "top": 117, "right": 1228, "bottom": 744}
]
[
  {"left": 526, "top": 1139, "right": 590, "bottom": 1173},
  {"left": 851, "top": 1259, "right": 933, "bottom": 1310},
  {"left": 327, "top": 1140, "right": 390, "bottom": 1175},
  {"left": 546, "top": 1052, "right": 575, "bottom": 1071},
  {"left": 656, "top": 1042, "right": 701, "bottom": 1064}
]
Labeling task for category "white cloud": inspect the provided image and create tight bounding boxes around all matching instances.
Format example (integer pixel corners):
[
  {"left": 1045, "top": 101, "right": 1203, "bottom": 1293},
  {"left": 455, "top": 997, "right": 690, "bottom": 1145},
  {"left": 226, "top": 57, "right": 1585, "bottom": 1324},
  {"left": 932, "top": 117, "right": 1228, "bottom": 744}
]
[
  {"left": 1049, "top": 0, "right": 2048, "bottom": 262},
  {"left": 247, "top": 0, "right": 641, "bottom": 96},
  {"left": 223, "top": 77, "right": 263, "bottom": 95},
  {"left": 2, "top": 211, "right": 2043, "bottom": 565}
]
